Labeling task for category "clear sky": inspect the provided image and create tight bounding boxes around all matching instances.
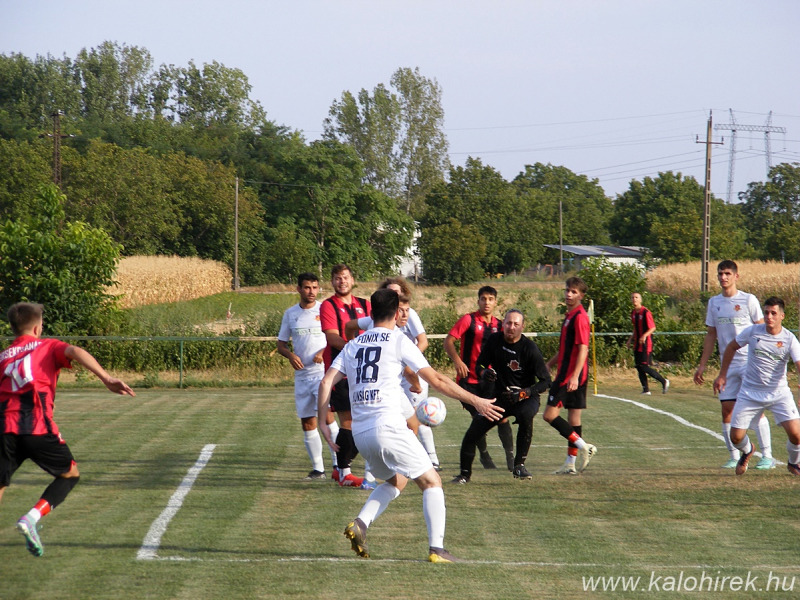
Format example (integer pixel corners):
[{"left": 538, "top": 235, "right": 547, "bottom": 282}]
[{"left": 2, "top": 0, "right": 799, "bottom": 199}]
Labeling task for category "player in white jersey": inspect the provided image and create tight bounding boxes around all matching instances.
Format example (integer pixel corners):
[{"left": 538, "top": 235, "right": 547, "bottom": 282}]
[
  {"left": 694, "top": 260, "right": 774, "bottom": 469},
  {"left": 277, "top": 272, "right": 339, "bottom": 480},
  {"left": 714, "top": 297, "right": 800, "bottom": 476},
  {"left": 346, "top": 279, "right": 441, "bottom": 468},
  {"left": 318, "top": 288, "right": 503, "bottom": 563}
]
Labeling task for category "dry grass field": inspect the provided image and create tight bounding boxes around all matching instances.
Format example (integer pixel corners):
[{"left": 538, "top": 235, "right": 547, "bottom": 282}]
[
  {"left": 110, "top": 256, "right": 233, "bottom": 308},
  {"left": 648, "top": 260, "right": 800, "bottom": 304}
]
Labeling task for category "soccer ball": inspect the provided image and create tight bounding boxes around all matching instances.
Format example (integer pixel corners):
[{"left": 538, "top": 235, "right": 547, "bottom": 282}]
[{"left": 415, "top": 396, "right": 447, "bottom": 427}]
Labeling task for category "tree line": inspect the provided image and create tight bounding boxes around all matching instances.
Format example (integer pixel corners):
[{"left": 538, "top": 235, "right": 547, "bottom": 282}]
[{"left": 2, "top": 41, "right": 799, "bottom": 291}]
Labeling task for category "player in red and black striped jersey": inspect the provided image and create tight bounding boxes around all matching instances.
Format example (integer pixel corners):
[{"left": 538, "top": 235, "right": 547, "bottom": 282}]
[
  {"left": 543, "top": 277, "right": 597, "bottom": 475},
  {"left": 319, "top": 264, "right": 371, "bottom": 488},
  {"left": 0, "top": 302, "right": 134, "bottom": 557},
  {"left": 627, "top": 292, "right": 668, "bottom": 395},
  {"left": 444, "top": 286, "right": 515, "bottom": 471}
]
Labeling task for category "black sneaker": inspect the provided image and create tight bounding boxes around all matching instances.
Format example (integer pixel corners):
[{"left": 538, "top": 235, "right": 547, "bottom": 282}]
[
  {"left": 428, "top": 546, "right": 463, "bottom": 563},
  {"left": 479, "top": 452, "right": 497, "bottom": 469},
  {"left": 450, "top": 474, "right": 470, "bottom": 484},
  {"left": 513, "top": 464, "right": 532, "bottom": 480},
  {"left": 303, "top": 470, "right": 326, "bottom": 480}
]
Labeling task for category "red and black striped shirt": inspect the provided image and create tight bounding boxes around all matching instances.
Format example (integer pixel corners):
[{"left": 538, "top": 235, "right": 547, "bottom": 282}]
[{"left": 0, "top": 336, "right": 72, "bottom": 436}]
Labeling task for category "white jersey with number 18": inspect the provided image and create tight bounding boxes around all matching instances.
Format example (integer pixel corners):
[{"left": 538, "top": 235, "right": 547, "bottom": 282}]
[{"left": 331, "top": 327, "right": 430, "bottom": 435}]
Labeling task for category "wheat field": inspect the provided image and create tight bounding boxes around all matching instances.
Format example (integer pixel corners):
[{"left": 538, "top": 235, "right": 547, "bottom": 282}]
[
  {"left": 648, "top": 260, "right": 800, "bottom": 303},
  {"left": 110, "top": 256, "right": 233, "bottom": 308}
]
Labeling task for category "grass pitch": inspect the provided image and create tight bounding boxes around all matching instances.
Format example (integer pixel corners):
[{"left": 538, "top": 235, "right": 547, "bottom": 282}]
[{"left": 2, "top": 383, "right": 799, "bottom": 599}]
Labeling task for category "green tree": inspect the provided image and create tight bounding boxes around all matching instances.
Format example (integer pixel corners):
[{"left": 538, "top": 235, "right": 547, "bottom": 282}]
[
  {"left": 324, "top": 67, "right": 448, "bottom": 216},
  {"left": 0, "top": 139, "right": 52, "bottom": 219},
  {"left": 740, "top": 162, "right": 800, "bottom": 261},
  {"left": 513, "top": 163, "right": 611, "bottom": 252},
  {"left": 418, "top": 219, "right": 485, "bottom": 285},
  {"left": 0, "top": 185, "right": 121, "bottom": 334},
  {"left": 422, "top": 157, "right": 539, "bottom": 274},
  {"left": 609, "top": 171, "right": 706, "bottom": 262}
]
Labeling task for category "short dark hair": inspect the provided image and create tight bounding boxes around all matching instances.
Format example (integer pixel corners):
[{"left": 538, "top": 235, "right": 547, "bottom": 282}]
[
  {"left": 478, "top": 285, "right": 497, "bottom": 298},
  {"left": 717, "top": 260, "right": 738, "bottom": 273},
  {"left": 7, "top": 302, "right": 44, "bottom": 336},
  {"left": 297, "top": 272, "right": 318, "bottom": 287},
  {"left": 371, "top": 288, "right": 399, "bottom": 322},
  {"left": 764, "top": 296, "right": 785, "bottom": 312},
  {"left": 331, "top": 264, "right": 353, "bottom": 279},
  {"left": 565, "top": 276, "right": 588, "bottom": 294},
  {"left": 504, "top": 308, "right": 525, "bottom": 322}
]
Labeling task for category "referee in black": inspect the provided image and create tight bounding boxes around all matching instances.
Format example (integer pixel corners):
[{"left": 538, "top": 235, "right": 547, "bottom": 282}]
[{"left": 451, "top": 309, "right": 551, "bottom": 483}]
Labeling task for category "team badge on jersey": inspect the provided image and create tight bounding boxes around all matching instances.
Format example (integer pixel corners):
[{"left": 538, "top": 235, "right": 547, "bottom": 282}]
[{"left": 508, "top": 359, "right": 521, "bottom": 371}]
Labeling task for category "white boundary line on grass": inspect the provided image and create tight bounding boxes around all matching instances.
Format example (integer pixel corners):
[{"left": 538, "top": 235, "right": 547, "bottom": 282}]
[
  {"left": 595, "top": 394, "right": 725, "bottom": 441},
  {"left": 137, "top": 443, "right": 217, "bottom": 561}
]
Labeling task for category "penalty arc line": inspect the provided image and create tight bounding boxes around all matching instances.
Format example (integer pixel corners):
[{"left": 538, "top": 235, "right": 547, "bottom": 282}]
[{"left": 137, "top": 443, "right": 217, "bottom": 561}]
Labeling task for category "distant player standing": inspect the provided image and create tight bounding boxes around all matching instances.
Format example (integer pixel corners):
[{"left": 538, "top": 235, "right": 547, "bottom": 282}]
[
  {"left": 277, "top": 272, "right": 339, "bottom": 480},
  {"left": 543, "top": 277, "right": 597, "bottom": 475},
  {"left": 320, "top": 264, "right": 371, "bottom": 487},
  {"left": 713, "top": 297, "right": 800, "bottom": 476},
  {"left": 0, "top": 302, "right": 135, "bottom": 557},
  {"left": 444, "top": 286, "right": 515, "bottom": 470},
  {"left": 627, "top": 292, "right": 669, "bottom": 395},
  {"left": 694, "top": 260, "right": 774, "bottom": 469},
  {"left": 318, "top": 289, "right": 504, "bottom": 562}
]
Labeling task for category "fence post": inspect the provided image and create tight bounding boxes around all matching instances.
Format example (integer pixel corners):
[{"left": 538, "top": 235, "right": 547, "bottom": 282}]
[{"left": 179, "top": 340, "right": 184, "bottom": 389}]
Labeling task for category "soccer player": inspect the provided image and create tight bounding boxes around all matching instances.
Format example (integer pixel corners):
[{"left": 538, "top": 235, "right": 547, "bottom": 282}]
[
  {"left": 346, "top": 278, "right": 441, "bottom": 468},
  {"left": 318, "top": 289, "right": 504, "bottom": 562},
  {"left": 713, "top": 297, "right": 800, "bottom": 476},
  {"left": 444, "top": 286, "right": 515, "bottom": 471},
  {"left": 277, "top": 272, "right": 339, "bottom": 480},
  {"left": 0, "top": 302, "right": 135, "bottom": 557},
  {"left": 543, "top": 277, "right": 597, "bottom": 475},
  {"left": 320, "top": 264, "right": 371, "bottom": 488},
  {"left": 626, "top": 292, "right": 669, "bottom": 395},
  {"left": 451, "top": 309, "right": 550, "bottom": 484},
  {"left": 694, "top": 260, "right": 775, "bottom": 469}
]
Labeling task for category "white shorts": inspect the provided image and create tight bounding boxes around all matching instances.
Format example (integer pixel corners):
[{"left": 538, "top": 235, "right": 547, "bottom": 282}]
[
  {"left": 294, "top": 373, "right": 323, "bottom": 419},
  {"left": 353, "top": 424, "right": 433, "bottom": 481},
  {"left": 402, "top": 377, "right": 429, "bottom": 408},
  {"left": 719, "top": 362, "right": 745, "bottom": 401},
  {"left": 731, "top": 387, "right": 800, "bottom": 429}
]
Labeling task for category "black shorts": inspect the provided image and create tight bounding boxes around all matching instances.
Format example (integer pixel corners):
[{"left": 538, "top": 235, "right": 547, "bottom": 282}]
[
  {"left": 330, "top": 379, "right": 351, "bottom": 413},
  {"left": 547, "top": 382, "right": 587, "bottom": 410},
  {"left": 0, "top": 433, "right": 75, "bottom": 487},
  {"left": 458, "top": 380, "right": 486, "bottom": 417},
  {"left": 633, "top": 349, "right": 652, "bottom": 366}
]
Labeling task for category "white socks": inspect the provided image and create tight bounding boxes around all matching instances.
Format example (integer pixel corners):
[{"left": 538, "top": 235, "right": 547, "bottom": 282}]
[
  {"left": 754, "top": 415, "right": 773, "bottom": 459},
  {"left": 303, "top": 429, "right": 324, "bottom": 472},
  {"left": 722, "top": 422, "right": 740, "bottom": 460},
  {"left": 423, "top": 486, "right": 446, "bottom": 549},
  {"left": 417, "top": 425, "right": 439, "bottom": 465},
  {"left": 358, "top": 483, "right": 401, "bottom": 527},
  {"left": 327, "top": 420, "right": 340, "bottom": 469}
]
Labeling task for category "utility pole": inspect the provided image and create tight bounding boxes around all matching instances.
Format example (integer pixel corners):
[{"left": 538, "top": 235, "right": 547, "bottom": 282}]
[
  {"left": 696, "top": 112, "right": 724, "bottom": 292},
  {"left": 234, "top": 177, "right": 240, "bottom": 290},
  {"left": 41, "top": 110, "right": 74, "bottom": 187}
]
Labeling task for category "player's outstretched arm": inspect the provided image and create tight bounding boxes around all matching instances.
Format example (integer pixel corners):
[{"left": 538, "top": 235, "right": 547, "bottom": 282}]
[
  {"left": 65, "top": 345, "right": 135, "bottom": 396},
  {"left": 417, "top": 366, "right": 504, "bottom": 421}
]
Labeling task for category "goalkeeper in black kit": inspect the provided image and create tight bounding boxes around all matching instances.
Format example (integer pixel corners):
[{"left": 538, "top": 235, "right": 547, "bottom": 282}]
[{"left": 451, "top": 309, "right": 551, "bottom": 484}]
